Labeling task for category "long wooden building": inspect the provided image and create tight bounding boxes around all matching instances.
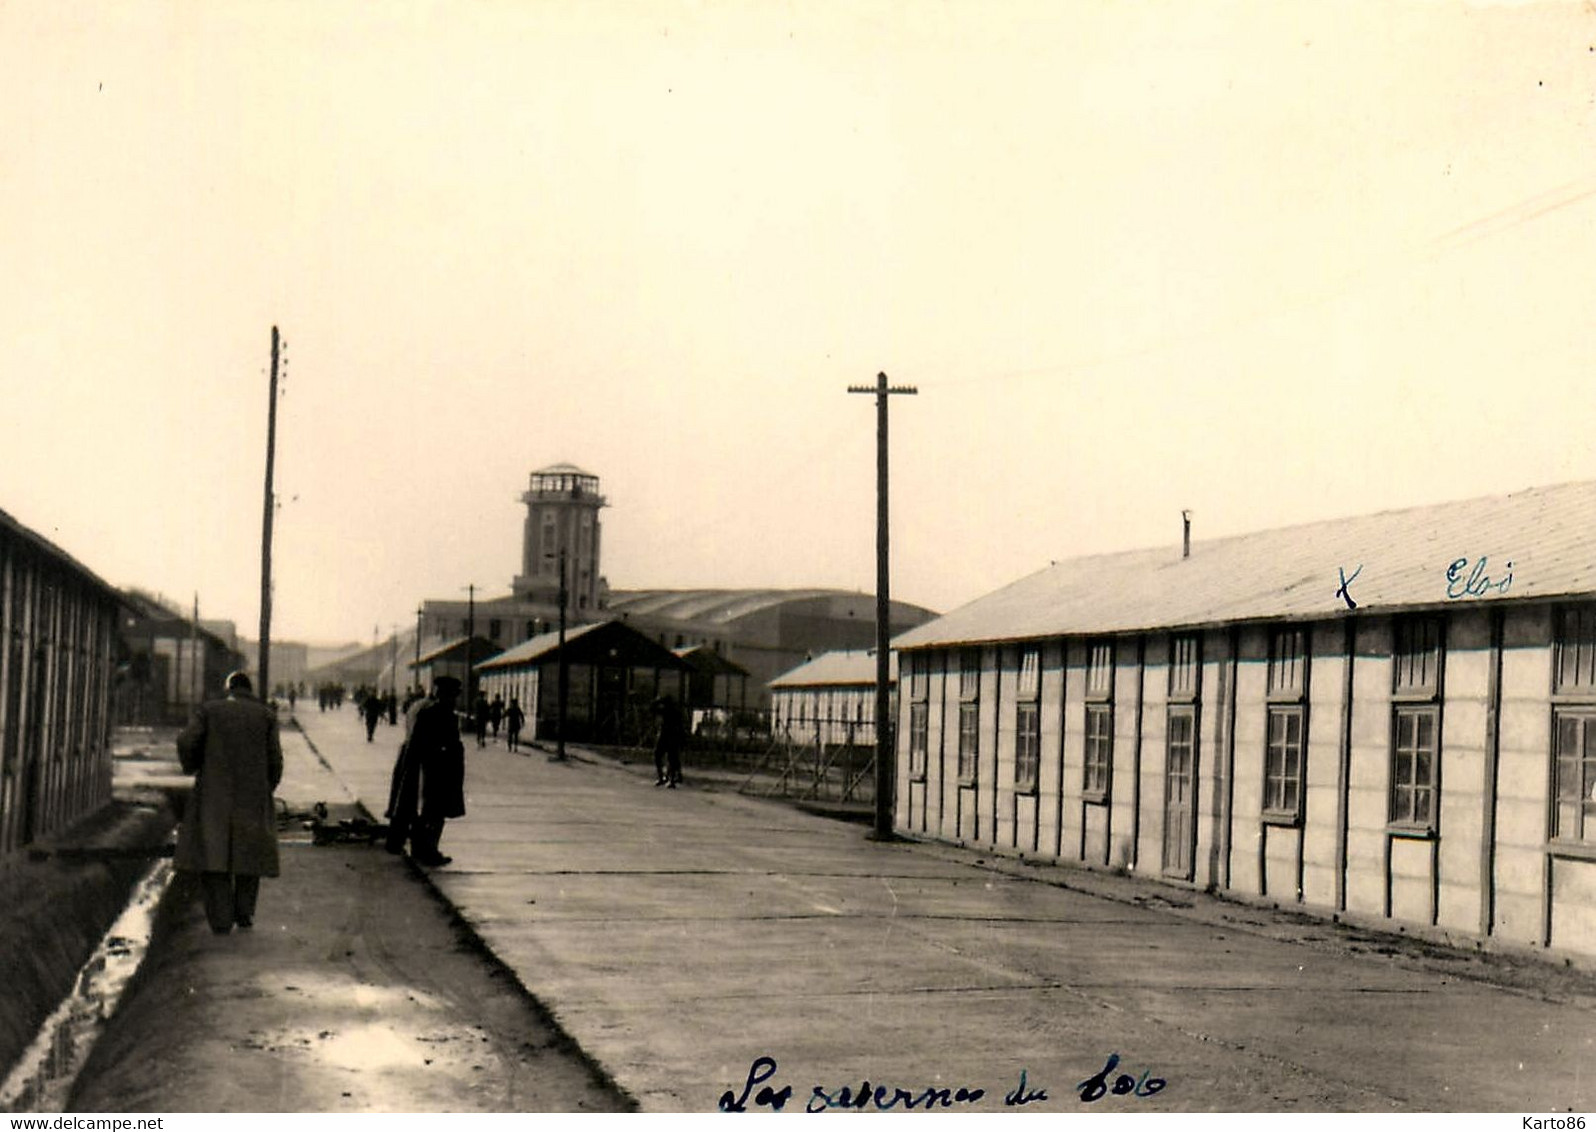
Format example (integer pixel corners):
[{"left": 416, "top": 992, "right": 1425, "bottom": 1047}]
[
  {"left": 0, "top": 507, "right": 126, "bottom": 861},
  {"left": 891, "top": 480, "right": 1596, "bottom": 960}
]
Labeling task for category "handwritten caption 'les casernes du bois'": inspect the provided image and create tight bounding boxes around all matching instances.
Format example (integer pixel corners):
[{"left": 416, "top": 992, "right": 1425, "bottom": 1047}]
[{"left": 718, "top": 1053, "right": 1166, "bottom": 1112}]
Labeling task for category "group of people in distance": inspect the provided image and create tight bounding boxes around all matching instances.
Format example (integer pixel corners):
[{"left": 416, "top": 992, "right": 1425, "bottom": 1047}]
[{"left": 170, "top": 670, "right": 689, "bottom": 934}]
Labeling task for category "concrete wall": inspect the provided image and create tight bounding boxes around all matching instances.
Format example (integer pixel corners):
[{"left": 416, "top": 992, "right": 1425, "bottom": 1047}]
[{"left": 894, "top": 599, "right": 1596, "bottom": 959}]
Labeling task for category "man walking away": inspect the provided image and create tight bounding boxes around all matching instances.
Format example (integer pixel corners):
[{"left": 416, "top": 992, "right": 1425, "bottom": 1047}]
[
  {"left": 363, "top": 690, "right": 384, "bottom": 742},
  {"left": 472, "top": 691, "right": 490, "bottom": 749},
  {"left": 175, "top": 671, "right": 283, "bottom": 935}
]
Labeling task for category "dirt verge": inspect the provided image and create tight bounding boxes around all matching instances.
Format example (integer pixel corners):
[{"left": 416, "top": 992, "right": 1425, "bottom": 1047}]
[
  {"left": 69, "top": 837, "right": 634, "bottom": 1113},
  {"left": 0, "top": 800, "right": 174, "bottom": 1088}
]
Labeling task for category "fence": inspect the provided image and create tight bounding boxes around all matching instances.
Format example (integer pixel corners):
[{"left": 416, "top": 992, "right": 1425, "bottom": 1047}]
[{"left": 731, "top": 716, "right": 880, "bottom": 807}]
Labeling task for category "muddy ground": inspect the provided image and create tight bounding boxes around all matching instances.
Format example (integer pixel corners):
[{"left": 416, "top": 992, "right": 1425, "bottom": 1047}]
[
  {"left": 68, "top": 835, "right": 633, "bottom": 1113},
  {"left": 0, "top": 799, "right": 173, "bottom": 1087}
]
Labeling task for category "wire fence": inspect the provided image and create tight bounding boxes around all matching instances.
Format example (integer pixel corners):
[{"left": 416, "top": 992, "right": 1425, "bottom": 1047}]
[{"left": 593, "top": 708, "right": 884, "bottom": 806}]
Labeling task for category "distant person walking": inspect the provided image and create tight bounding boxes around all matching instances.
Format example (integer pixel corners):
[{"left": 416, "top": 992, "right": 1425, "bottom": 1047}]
[
  {"left": 505, "top": 696, "right": 526, "bottom": 753},
  {"left": 652, "top": 694, "right": 684, "bottom": 788},
  {"left": 385, "top": 676, "right": 466, "bottom": 867},
  {"left": 489, "top": 693, "right": 505, "bottom": 739},
  {"left": 362, "top": 691, "right": 384, "bottom": 742},
  {"left": 175, "top": 671, "right": 283, "bottom": 935},
  {"left": 472, "top": 691, "right": 490, "bottom": 749}
]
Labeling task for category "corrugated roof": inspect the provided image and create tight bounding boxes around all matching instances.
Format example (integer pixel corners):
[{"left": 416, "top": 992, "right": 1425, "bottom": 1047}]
[
  {"left": 672, "top": 645, "right": 751, "bottom": 676},
  {"left": 475, "top": 623, "right": 606, "bottom": 670},
  {"left": 606, "top": 587, "right": 864, "bottom": 624},
  {"left": 894, "top": 480, "right": 1596, "bottom": 650},
  {"left": 770, "top": 649, "right": 898, "bottom": 689},
  {"left": 414, "top": 635, "right": 503, "bottom": 666}
]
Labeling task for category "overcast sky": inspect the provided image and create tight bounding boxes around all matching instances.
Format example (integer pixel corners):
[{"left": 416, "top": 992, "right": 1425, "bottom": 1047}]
[{"left": 4, "top": 1, "right": 1594, "bottom": 646}]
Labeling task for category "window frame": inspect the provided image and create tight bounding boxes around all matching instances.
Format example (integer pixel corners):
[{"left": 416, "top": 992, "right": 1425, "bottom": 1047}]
[
  {"left": 907, "top": 654, "right": 929, "bottom": 782},
  {"left": 1014, "top": 645, "right": 1042, "bottom": 793},
  {"left": 1389, "top": 705, "right": 1440, "bottom": 832},
  {"left": 1263, "top": 625, "right": 1311, "bottom": 824},
  {"left": 1553, "top": 709, "right": 1596, "bottom": 845},
  {"left": 957, "top": 650, "right": 980, "bottom": 786},
  {"left": 1388, "top": 615, "right": 1444, "bottom": 835},
  {"left": 1082, "top": 640, "right": 1114, "bottom": 803},
  {"left": 1262, "top": 704, "right": 1305, "bottom": 824}
]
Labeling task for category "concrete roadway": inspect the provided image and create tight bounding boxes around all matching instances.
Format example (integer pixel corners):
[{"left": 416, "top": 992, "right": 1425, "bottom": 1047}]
[{"left": 290, "top": 707, "right": 1594, "bottom": 1113}]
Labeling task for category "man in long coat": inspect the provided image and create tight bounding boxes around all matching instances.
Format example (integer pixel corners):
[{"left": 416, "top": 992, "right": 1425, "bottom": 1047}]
[
  {"left": 384, "top": 675, "right": 465, "bottom": 866},
  {"left": 176, "top": 670, "right": 283, "bottom": 935}
]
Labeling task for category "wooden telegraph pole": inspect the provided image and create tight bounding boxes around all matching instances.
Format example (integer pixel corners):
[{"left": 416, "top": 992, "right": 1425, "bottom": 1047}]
[
  {"left": 848, "top": 372, "right": 917, "bottom": 841},
  {"left": 553, "top": 547, "right": 568, "bottom": 761},
  {"left": 259, "top": 326, "right": 281, "bottom": 698}
]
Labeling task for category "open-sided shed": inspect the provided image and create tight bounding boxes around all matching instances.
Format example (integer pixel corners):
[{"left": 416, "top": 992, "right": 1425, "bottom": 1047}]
[{"left": 475, "top": 621, "right": 693, "bottom": 745}]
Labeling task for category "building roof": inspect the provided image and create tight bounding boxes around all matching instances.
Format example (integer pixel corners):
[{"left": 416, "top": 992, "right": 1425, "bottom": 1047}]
[
  {"left": 413, "top": 636, "right": 503, "bottom": 667},
  {"left": 533, "top": 461, "right": 597, "bottom": 478},
  {"left": 894, "top": 480, "right": 1596, "bottom": 650},
  {"left": 673, "top": 645, "right": 751, "bottom": 677},
  {"left": 476, "top": 620, "right": 692, "bottom": 673},
  {"left": 607, "top": 587, "right": 927, "bottom": 625},
  {"left": 770, "top": 649, "right": 897, "bottom": 689},
  {"left": 0, "top": 505, "right": 126, "bottom": 608}
]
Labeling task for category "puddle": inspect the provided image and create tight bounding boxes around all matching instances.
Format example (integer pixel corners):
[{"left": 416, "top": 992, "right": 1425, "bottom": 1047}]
[
  {"left": 316, "top": 1023, "right": 433, "bottom": 1071},
  {"left": 0, "top": 861, "right": 173, "bottom": 1112}
]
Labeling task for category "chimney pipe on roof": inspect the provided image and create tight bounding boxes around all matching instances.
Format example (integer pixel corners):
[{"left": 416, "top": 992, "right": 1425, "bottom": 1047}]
[{"left": 1182, "top": 509, "right": 1192, "bottom": 559}]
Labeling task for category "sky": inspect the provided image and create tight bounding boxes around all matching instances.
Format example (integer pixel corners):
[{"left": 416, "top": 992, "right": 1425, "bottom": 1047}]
[{"left": 4, "top": 0, "right": 1595, "bottom": 646}]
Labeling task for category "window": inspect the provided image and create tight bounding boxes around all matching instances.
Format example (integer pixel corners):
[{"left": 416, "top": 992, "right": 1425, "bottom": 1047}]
[
  {"left": 1393, "top": 618, "right": 1441, "bottom": 697},
  {"left": 1169, "top": 633, "right": 1200, "bottom": 701},
  {"left": 1391, "top": 707, "right": 1438, "bottom": 828},
  {"left": 1264, "top": 626, "right": 1310, "bottom": 823},
  {"left": 1015, "top": 646, "right": 1041, "bottom": 792},
  {"left": 541, "top": 514, "right": 557, "bottom": 575},
  {"left": 1555, "top": 606, "right": 1596, "bottom": 694},
  {"left": 958, "top": 703, "right": 980, "bottom": 783},
  {"left": 1084, "top": 705, "right": 1113, "bottom": 800},
  {"left": 959, "top": 650, "right": 980, "bottom": 699},
  {"left": 1086, "top": 641, "right": 1114, "bottom": 699},
  {"left": 909, "top": 653, "right": 930, "bottom": 700},
  {"left": 957, "top": 651, "right": 980, "bottom": 784},
  {"left": 908, "top": 655, "right": 929, "bottom": 780},
  {"left": 1083, "top": 641, "right": 1114, "bottom": 801},
  {"left": 1267, "top": 627, "right": 1306, "bottom": 698},
  {"left": 1263, "top": 707, "right": 1304, "bottom": 820},
  {"left": 909, "top": 702, "right": 929, "bottom": 779},
  {"left": 1390, "top": 616, "right": 1443, "bottom": 833},
  {"left": 1554, "top": 711, "right": 1596, "bottom": 842}
]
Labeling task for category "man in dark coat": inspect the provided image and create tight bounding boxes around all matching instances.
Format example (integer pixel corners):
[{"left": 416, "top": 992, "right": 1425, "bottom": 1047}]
[
  {"left": 175, "top": 671, "right": 283, "bottom": 935},
  {"left": 384, "top": 675, "right": 465, "bottom": 866}
]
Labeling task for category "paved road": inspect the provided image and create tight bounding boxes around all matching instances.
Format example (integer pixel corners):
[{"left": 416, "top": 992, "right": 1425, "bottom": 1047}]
[{"left": 293, "top": 707, "right": 1595, "bottom": 1113}]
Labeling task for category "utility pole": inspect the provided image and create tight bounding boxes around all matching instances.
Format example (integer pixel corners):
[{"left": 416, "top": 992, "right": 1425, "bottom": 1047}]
[
  {"left": 259, "top": 326, "right": 281, "bottom": 699},
  {"left": 848, "top": 371, "right": 917, "bottom": 841},
  {"left": 464, "top": 583, "right": 476, "bottom": 706},
  {"left": 190, "top": 593, "right": 200, "bottom": 707},
  {"left": 414, "top": 604, "right": 424, "bottom": 692},
  {"left": 553, "top": 547, "right": 568, "bottom": 761},
  {"left": 390, "top": 625, "right": 399, "bottom": 697}
]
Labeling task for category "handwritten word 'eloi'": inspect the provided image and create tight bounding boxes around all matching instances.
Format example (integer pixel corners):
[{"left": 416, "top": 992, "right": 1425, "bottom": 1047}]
[
  {"left": 1446, "top": 556, "right": 1513, "bottom": 600},
  {"left": 717, "top": 1054, "right": 1166, "bottom": 1112}
]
